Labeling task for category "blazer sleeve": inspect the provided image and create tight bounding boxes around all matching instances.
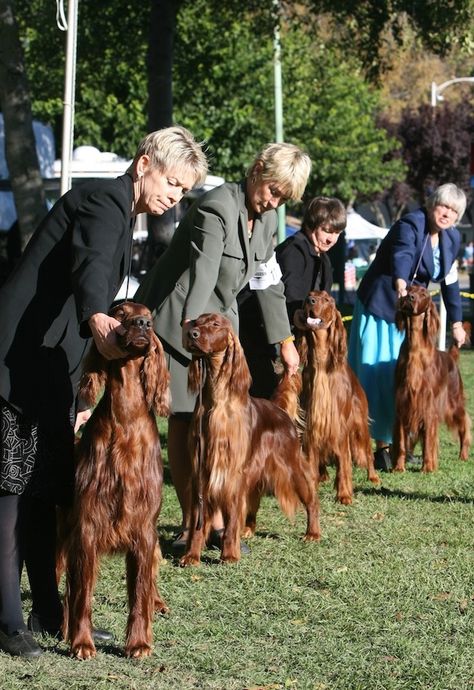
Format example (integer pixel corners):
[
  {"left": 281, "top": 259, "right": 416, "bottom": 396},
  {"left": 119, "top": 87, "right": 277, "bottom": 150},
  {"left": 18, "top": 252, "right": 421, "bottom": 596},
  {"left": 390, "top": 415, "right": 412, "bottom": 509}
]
[
  {"left": 182, "top": 198, "right": 228, "bottom": 321},
  {"left": 391, "top": 217, "right": 419, "bottom": 284},
  {"left": 70, "top": 185, "right": 129, "bottom": 333}
]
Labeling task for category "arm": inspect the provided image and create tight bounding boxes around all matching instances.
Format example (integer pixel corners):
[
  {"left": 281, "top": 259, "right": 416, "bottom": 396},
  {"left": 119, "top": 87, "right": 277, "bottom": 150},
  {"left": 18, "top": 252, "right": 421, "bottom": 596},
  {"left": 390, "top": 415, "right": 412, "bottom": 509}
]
[{"left": 70, "top": 185, "right": 129, "bottom": 335}]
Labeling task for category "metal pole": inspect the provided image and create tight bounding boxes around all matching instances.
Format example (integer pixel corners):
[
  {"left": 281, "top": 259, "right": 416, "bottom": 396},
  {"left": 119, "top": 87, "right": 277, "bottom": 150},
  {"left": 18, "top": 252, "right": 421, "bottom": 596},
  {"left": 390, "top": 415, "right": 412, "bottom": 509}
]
[
  {"left": 273, "top": 0, "right": 286, "bottom": 244},
  {"left": 60, "top": 0, "right": 79, "bottom": 196}
]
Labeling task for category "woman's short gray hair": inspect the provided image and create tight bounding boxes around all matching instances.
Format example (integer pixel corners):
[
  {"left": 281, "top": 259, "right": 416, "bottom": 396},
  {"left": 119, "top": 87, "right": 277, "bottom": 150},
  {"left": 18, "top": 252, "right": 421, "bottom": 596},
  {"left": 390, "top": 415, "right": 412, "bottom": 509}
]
[
  {"left": 426, "top": 183, "right": 467, "bottom": 222},
  {"left": 132, "top": 126, "right": 208, "bottom": 187},
  {"left": 248, "top": 142, "right": 312, "bottom": 202}
]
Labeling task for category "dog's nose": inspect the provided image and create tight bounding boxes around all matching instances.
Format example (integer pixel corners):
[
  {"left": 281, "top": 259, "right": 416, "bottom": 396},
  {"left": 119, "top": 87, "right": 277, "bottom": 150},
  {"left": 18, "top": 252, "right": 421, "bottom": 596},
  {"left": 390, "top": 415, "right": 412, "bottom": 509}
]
[
  {"left": 131, "top": 316, "right": 152, "bottom": 329},
  {"left": 306, "top": 296, "right": 316, "bottom": 306},
  {"left": 189, "top": 327, "right": 201, "bottom": 340}
]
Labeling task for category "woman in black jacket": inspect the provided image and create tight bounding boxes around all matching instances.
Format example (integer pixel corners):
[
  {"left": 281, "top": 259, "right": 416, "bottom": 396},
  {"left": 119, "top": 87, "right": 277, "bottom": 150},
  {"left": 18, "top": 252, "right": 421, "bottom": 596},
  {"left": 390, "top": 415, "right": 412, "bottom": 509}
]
[
  {"left": 239, "top": 196, "right": 346, "bottom": 398},
  {"left": 0, "top": 126, "right": 207, "bottom": 658}
]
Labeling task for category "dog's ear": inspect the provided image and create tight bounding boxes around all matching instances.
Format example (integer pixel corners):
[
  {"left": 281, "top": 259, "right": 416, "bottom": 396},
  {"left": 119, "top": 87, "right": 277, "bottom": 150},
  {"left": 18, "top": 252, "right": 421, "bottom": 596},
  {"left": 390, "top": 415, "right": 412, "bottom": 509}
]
[
  {"left": 295, "top": 332, "right": 308, "bottom": 366},
  {"left": 395, "top": 306, "right": 406, "bottom": 333},
  {"left": 188, "top": 357, "right": 205, "bottom": 395},
  {"left": 224, "top": 329, "right": 252, "bottom": 399},
  {"left": 78, "top": 344, "right": 109, "bottom": 407},
  {"left": 142, "top": 332, "right": 170, "bottom": 417},
  {"left": 424, "top": 297, "right": 440, "bottom": 342},
  {"left": 327, "top": 308, "right": 347, "bottom": 370}
]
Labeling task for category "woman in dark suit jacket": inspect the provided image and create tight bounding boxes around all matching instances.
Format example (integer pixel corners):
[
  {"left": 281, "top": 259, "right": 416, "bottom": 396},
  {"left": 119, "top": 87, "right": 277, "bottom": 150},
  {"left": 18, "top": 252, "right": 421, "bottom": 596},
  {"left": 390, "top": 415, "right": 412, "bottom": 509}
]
[
  {"left": 239, "top": 196, "right": 346, "bottom": 398},
  {"left": 0, "top": 126, "right": 207, "bottom": 657},
  {"left": 136, "top": 142, "right": 312, "bottom": 552},
  {"left": 348, "top": 183, "right": 467, "bottom": 470}
]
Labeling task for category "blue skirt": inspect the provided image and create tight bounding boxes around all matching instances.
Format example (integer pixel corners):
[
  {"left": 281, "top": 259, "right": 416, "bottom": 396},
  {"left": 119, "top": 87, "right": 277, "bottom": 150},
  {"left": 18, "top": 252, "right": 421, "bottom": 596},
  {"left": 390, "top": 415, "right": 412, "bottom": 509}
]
[{"left": 348, "top": 299, "right": 405, "bottom": 444}]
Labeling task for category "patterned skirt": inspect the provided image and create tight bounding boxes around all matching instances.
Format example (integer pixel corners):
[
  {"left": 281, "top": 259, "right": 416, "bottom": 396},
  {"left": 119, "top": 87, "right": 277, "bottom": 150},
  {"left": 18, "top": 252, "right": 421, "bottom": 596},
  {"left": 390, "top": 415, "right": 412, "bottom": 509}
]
[{"left": 0, "top": 397, "right": 74, "bottom": 504}]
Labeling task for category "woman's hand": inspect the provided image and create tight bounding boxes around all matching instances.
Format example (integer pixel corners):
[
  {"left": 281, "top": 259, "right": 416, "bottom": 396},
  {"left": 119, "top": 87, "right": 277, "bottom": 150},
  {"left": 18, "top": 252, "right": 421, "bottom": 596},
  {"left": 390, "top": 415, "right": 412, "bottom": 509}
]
[
  {"left": 451, "top": 322, "right": 467, "bottom": 347},
  {"left": 89, "top": 313, "right": 127, "bottom": 359},
  {"left": 280, "top": 338, "right": 300, "bottom": 376},
  {"left": 74, "top": 409, "right": 92, "bottom": 433},
  {"left": 395, "top": 278, "right": 408, "bottom": 298}
]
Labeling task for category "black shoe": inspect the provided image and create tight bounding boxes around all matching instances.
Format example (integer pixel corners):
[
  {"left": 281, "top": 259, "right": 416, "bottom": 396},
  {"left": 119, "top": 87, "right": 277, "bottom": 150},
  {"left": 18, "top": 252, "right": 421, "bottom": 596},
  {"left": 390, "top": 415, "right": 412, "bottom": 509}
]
[
  {"left": 170, "top": 528, "right": 190, "bottom": 555},
  {"left": 208, "top": 528, "right": 250, "bottom": 555},
  {"left": 374, "top": 446, "right": 392, "bottom": 472},
  {"left": 406, "top": 452, "right": 423, "bottom": 468},
  {"left": 0, "top": 628, "right": 42, "bottom": 658},
  {"left": 27, "top": 612, "right": 113, "bottom": 642}
]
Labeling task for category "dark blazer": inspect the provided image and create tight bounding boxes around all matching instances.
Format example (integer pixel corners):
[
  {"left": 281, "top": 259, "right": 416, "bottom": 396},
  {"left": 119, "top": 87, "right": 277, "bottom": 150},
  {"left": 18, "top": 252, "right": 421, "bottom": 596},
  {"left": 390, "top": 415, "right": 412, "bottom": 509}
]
[
  {"left": 0, "top": 174, "right": 134, "bottom": 417},
  {"left": 276, "top": 230, "right": 333, "bottom": 323},
  {"left": 136, "top": 181, "right": 292, "bottom": 361},
  {"left": 357, "top": 208, "right": 462, "bottom": 323}
]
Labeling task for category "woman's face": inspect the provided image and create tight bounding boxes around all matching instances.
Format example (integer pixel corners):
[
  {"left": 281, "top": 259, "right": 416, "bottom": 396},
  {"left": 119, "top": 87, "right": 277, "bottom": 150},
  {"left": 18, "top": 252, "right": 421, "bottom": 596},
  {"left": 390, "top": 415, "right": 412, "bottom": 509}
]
[
  {"left": 246, "top": 173, "right": 288, "bottom": 216},
  {"left": 429, "top": 204, "right": 458, "bottom": 233},
  {"left": 307, "top": 225, "right": 341, "bottom": 254},
  {"left": 134, "top": 155, "right": 196, "bottom": 215}
]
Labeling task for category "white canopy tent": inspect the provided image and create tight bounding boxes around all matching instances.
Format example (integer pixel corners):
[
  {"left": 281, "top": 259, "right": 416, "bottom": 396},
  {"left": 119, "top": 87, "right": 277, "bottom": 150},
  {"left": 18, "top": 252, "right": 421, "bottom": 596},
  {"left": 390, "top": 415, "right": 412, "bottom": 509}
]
[{"left": 344, "top": 210, "right": 388, "bottom": 241}]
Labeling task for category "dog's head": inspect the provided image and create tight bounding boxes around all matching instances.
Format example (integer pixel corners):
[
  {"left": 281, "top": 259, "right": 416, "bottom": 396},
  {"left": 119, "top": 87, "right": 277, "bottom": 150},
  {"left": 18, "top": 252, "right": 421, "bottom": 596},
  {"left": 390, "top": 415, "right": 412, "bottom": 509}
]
[
  {"left": 110, "top": 302, "right": 155, "bottom": 356},
  {"left": 293, "top": 291, "right": 338, "bottom": 332},
  {"left": 185, "top": 312, "right": 234, "bottom": 357},
  {"left": 185, "top": 313, "right": 251, "bottom": 398},
  {"left": 293, "top": 291, "right": 346, "bottom": 369},
  {"left": 395, "top": 286, "right": 439, "bottom": 339}
]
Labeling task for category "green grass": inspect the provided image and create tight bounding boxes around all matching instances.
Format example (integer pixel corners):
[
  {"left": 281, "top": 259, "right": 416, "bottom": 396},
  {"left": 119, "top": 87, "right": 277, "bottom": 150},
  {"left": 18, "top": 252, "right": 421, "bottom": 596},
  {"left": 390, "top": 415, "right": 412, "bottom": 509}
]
[{"left": 2, "top": 351, "right": 474, "bottom": 690}]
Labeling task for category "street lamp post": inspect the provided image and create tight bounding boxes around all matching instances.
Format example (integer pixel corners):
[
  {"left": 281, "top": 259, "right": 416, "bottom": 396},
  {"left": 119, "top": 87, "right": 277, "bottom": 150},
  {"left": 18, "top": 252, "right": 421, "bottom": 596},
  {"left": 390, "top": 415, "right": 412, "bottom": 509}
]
[{"left": 430, "top": 76, "right": 474, "bottom": 350}]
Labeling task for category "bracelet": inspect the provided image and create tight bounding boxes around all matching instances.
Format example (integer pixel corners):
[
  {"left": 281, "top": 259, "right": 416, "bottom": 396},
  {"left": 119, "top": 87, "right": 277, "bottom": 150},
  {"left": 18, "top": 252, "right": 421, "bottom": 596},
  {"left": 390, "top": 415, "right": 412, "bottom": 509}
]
[{"left": 280, "top": 335, "right": 295, "bottom": 345}]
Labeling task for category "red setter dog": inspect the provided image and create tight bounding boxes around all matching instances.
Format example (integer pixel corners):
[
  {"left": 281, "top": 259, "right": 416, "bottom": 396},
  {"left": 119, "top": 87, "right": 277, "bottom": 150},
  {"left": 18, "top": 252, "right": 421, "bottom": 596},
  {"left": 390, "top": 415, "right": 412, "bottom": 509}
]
[
  {"left": 392, "top": 285, "right": 471, "bottom": 472},
  {"left": 180, "top": 313, "right": 320, "bottom": 566},
  {"left": 293, "top": 291, "right": 379, "bottom": 504},
  {"left": 64, "top": 302, "right": 170, "bottom": 659}
]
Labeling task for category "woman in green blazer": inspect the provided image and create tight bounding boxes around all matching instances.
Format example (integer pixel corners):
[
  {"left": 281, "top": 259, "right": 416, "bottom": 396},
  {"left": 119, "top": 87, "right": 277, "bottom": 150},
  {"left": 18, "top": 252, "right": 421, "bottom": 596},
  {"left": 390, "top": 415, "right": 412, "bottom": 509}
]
[{"left": 136, "top": 142, "right": 312, "bottom": 552}]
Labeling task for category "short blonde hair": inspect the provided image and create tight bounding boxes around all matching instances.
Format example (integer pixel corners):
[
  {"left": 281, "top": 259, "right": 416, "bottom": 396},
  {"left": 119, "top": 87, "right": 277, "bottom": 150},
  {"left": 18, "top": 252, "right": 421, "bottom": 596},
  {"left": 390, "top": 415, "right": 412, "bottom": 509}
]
[
  {"left": 248, "top": 143, "right": 311, "bottom": 202},
  {"left": 426, "top": 183, "right": 467, "bottom": 222},
  {"left": 132, "top": 125, "right": 208, "bottom": 187}
]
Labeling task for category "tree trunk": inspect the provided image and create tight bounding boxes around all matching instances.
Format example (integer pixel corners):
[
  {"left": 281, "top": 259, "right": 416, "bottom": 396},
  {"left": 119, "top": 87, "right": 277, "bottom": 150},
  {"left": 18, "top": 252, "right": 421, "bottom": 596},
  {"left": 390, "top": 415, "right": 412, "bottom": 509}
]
[
  {"left": 0, "top": 0, "right": 47, "bottom": 249},
  {"left": 144, "top": 0, "right": 181, "bottom": 271}
]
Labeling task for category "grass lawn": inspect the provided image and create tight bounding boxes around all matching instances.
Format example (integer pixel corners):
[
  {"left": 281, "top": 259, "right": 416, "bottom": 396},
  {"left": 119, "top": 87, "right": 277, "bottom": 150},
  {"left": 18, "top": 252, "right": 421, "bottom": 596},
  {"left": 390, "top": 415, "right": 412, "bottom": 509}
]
[{"left": 1, "top": 350, "right": 474, "bottom": 690}]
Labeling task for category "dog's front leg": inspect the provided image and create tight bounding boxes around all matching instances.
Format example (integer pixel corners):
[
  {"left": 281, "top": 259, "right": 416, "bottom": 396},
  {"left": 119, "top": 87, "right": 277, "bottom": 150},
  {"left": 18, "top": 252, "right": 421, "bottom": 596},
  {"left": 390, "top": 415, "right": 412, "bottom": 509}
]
[
  {"left": 66, "top": 531, "right": 98, "bottom": 660},
  {"left": 125, "top": 541, "right": 156, "bottom": 658},
  {"left": 220, "top": 500, "right": 243, "bottom": 563},
  {"left": 392, "top": 417, "right": 407, "bottom": 472},
  {"left": 334, "top": 438, "right": 353, "bottom": 505},
  {"left": 180, "top": 504, "right": 207, "bottom": 567},
  {"left": 421, "top": 424, "right": 438, "bottom": 473}
]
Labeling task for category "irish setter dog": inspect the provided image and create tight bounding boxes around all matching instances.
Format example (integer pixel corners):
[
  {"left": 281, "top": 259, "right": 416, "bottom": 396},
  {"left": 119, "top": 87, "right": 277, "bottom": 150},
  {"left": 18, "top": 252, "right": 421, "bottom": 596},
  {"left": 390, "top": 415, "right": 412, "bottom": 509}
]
[
  {"left": 64, "top": 302, "right": 170, "bottom": 659},
  {"left": 293, "top": 291, "right": 379, "bottom": 504},
  {"left": 392, "top": 285, "right": 471, "bottom": 472},
  {"left": 180, "top": 313, "right": 320, "bottom": 566}
]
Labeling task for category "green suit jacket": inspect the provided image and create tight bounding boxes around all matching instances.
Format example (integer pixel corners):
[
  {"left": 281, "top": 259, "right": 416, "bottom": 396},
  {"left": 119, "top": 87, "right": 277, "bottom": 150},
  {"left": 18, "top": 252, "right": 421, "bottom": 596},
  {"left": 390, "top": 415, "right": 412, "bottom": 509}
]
[{"left": 135, "top": 181, "right": 292, "bottom": 361}]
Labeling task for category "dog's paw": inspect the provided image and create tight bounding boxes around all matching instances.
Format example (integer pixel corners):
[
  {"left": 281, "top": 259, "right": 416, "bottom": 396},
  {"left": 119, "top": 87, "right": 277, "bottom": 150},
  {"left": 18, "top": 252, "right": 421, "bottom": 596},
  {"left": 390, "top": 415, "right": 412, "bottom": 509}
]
[
  {"left": 241, "top": 526, "right": 255, "bottom": 539},
  {"left": 337, "top": 495, "right": 352, "bottom": 505},
  {"left": 179, "top": 554, "right": 201, "bottom": 567},
  {"left": 302, "top": 532, "right": 321, "bottom": 542},
  {"left": 71, "top": 642, "right": 97, "bottom": 660},
  {"left": 154, "top": 598, "right": 169, "bottom": 615},
  {"left": 126, "top": 643, "right": 152, "bottom": 658}
]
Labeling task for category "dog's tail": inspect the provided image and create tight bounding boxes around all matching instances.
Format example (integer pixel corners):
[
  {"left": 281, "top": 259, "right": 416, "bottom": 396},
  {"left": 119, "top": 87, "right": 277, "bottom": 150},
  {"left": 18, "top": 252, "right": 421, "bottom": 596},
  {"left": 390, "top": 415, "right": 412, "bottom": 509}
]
[{"left": 448, "top": 343, "right": 460, "bottom": 362}]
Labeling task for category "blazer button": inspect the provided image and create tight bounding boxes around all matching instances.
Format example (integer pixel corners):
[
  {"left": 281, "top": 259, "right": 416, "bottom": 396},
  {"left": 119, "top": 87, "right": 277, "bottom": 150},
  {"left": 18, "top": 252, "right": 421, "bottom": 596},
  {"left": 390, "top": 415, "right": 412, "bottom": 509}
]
[{"left": 220, "top": 306, "right": 226, "bottom": 312}]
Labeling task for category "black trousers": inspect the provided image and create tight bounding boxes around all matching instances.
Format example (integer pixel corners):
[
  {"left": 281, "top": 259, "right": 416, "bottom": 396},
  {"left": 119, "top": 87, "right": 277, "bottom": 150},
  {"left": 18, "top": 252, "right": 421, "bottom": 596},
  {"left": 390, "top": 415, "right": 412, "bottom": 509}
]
[{"left": 0, "top": 492, "right": 62, "bottom": 635}]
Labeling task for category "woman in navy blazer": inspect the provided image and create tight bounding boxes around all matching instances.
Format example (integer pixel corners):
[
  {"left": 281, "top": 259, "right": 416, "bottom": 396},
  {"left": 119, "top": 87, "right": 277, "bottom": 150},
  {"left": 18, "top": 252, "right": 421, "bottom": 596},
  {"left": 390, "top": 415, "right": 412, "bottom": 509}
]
[
  {"left": 0, "top": 126, "right": 207, "bottom": 658},
  {"left": 348, "top": 183, "right": 467, "bottom": 469}
]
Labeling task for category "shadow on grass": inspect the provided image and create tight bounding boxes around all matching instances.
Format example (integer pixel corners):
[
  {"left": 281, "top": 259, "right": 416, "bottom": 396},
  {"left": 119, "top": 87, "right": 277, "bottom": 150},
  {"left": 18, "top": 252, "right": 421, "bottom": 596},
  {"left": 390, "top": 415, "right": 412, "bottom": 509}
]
[{"left": 356, "top": 484, "right": 474, "bottom": 504}]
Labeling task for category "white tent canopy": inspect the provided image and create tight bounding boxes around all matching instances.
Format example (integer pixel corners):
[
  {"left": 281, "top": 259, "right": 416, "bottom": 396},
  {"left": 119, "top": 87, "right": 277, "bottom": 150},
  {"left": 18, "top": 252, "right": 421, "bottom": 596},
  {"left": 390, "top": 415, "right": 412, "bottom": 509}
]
[{"left": 345, "top": 210, "right": 388, "bottom": 241}]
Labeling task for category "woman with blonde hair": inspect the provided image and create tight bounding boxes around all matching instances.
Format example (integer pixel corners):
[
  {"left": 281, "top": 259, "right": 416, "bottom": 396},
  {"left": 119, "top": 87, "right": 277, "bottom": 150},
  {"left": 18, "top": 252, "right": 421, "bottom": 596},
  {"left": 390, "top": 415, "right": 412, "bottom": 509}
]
[{"left": 136, "top": 141, "right": 312, "bottom": 552}]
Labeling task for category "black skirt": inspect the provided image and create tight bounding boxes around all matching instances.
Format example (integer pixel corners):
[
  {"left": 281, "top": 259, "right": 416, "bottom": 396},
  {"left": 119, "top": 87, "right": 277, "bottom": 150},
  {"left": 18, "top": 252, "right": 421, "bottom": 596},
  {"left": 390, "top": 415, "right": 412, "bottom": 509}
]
[{"left": 0, "top": 397, "right": 74, "bottom": 505}]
